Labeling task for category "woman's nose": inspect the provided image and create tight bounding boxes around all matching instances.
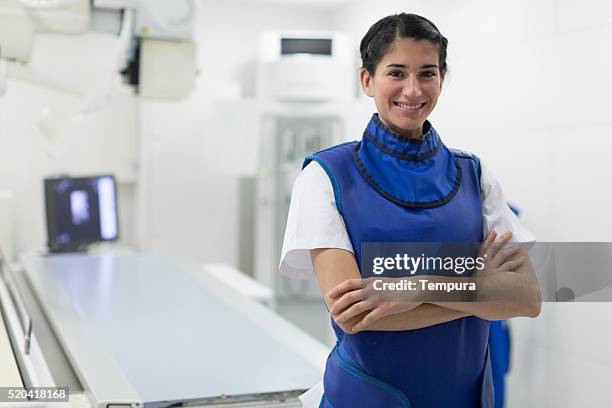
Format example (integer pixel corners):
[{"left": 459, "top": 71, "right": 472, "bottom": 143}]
[{"left": 402, "top": 74, "right": 422, "bottom": 98}]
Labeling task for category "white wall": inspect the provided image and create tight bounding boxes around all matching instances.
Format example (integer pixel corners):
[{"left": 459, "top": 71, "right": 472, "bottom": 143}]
[
  {"left": 0, "top": 32, "right": 138, "bottom": 257},
  {"left": 138, "top": 0, "right": 337, "bottom": 264},
  {"left": 332, "top": 1, "right": 612, "bottom": 406}
]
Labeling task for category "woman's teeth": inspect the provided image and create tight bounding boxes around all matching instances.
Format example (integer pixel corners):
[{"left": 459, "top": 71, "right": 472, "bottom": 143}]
[{"left": 394, "top": 102, "right": 426, "bottom": 111}]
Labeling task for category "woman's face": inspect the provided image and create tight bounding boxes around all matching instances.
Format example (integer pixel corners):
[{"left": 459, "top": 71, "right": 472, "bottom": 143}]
[{"left": 360, "top": 38, "right": 443, "bottom": 138}]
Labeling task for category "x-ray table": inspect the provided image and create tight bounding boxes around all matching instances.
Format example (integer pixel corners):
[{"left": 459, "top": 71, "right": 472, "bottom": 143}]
[{"left": 18, "top": 253, "right": 326, "bottom": 408}]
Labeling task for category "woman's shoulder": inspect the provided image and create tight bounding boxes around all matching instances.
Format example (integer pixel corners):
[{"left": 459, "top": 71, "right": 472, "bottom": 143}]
[
  {"left": 294, "top": 160, "right": 335, "bottom": 199},
  {"left": 448, "top": 147, "right": 483, "bottom": 180},
  {"left": 299, "top": 159, "right": 327, "bottom": 181},
  {"left": 448, "top": 147, "right": 479, "bottom": 160},
  {"left": 313, "top": 140, "right": 359, "bottom": 156},
  {"left": 445, "top": 148, "right": 502, "bottom": 193}
]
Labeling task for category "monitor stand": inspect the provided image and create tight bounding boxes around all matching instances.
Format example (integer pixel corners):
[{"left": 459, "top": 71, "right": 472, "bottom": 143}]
[{"left": 46, "top": 243, "right": 91, "bottom": 255}]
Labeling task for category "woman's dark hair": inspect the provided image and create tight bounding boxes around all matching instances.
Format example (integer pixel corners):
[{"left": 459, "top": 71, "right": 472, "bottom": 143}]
[{"left": 360, "top": 13, "right": 448, "bottom": 77}]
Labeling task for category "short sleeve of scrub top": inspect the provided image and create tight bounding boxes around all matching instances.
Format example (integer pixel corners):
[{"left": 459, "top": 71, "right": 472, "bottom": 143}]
[{"left": 279, "top": 161, "right": 536, "bottom": 279}]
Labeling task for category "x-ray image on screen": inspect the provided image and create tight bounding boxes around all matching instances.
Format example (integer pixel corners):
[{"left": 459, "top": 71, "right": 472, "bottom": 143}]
[
  {"left": 71, "top": 190, "right": 90, "bottom": 225},
  {"left": 44, "top": 175, "right": 119, "bottom": 252}
]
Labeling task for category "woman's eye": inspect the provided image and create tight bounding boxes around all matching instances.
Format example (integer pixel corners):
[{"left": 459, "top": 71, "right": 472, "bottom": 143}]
[
  {"left": 420, "top": 71, "right": 436, "bottom": 78},
  {"left": 389, "top": 71, "right": 404, "bottom": 78}
]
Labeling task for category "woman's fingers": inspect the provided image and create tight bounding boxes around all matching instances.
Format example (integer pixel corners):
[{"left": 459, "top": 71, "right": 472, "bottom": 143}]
[
  {"left": 498, "top": 255, "right": 526, "bottom": 272},
  {"left": 328, "top": 278, "right": 363, "bottom": 299},
  {"left": 478, "top": 230, "right": 498, "bottom": 258},
  {"left": 484, "top": 231, "right": 512, "bottom": 262},
  {"left": 335, "top": 299, "right": 377, "bottom": 324},
  {"left": 352, "top": 309, "right": 382, "bottom": 332},
  {"left": 330, "top": 289, "right": 365, "bottom": 316},
  {"left": 490, "top": 242, "right": 521, "bottom": 269},
  {"left": 499, "top": 244, "right": 527, "bottom": 271}
]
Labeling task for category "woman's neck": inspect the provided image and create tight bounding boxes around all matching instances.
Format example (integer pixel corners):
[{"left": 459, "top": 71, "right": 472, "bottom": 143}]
[{"left": 378, "top": 116, "right": 423, "bottom": 140}]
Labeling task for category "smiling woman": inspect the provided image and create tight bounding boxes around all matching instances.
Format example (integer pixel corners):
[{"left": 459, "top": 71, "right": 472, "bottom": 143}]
[
  {"left": 279, "top": 12, "right": 540, "bottom": 408},
  {"left": 360, "top": 37, "right": 444, "bottom": 139}
]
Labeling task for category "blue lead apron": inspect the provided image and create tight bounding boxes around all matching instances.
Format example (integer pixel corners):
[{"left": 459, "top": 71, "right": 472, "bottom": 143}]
[{"left": 304, "top": 114, "right": 493, "bottom": 408}]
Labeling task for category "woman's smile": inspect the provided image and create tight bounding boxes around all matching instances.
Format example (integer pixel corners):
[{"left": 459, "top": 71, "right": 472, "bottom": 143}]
[{"left": 393, "top": 101, "right": 427, "bottom": 113}]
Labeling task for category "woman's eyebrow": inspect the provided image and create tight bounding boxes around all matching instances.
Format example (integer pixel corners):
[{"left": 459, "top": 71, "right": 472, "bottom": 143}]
[{"left": 385, "top": 63, "right": 439, "bottom": 69}]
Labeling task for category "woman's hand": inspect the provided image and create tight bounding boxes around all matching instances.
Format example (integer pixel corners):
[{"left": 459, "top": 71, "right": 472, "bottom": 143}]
[
  {"left": 328, "top": 278, "right": 421, "bottom": 333},
  {"left": 477, "top": 230, "right": 526, "bottom": 276},
  {"left": 474, "top": 231, "right": 529, "bottom": 298},
  {"left": 432, "top": 229, "right": 542, "bottom": 319}
]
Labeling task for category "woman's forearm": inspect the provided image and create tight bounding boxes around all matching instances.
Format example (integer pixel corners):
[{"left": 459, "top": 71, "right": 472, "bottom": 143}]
[
  {"left": 362, "top": 303, "right": 470, "bottom": 331},
  {"left": 431, "top": 300, "right": 539, "bottom": 320},
  {"left": 432, "top": 259, "right": 542, "bottom": 320}
]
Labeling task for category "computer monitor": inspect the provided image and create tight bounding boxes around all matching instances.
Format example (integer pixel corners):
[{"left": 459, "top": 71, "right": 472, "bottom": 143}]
[{"left": 44, "top": 175, "right": 119, "bottom": 252}]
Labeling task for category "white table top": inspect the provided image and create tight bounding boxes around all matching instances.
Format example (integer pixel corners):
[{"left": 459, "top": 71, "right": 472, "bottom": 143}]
[{"left": 20, "top": 252, "right": 326, "bottom": 408}]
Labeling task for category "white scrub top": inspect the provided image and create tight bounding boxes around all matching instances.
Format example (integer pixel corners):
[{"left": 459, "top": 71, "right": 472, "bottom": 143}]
[{"left": 279, "top": 160, "right": 536, "bottom": 408}]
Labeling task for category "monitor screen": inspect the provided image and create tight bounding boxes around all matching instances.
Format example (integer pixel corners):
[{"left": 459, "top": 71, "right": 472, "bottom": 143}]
[
  {"left": 44, "top": 175, "right": 119, "bottom": 251},
  {"left": 280, "top": 38, "right": 333, "bottom": 56}
]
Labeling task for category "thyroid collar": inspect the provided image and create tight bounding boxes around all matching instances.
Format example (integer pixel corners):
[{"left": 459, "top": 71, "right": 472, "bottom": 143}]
[{"left": 353, "top": 114, "right": 461, "bottom": 209}]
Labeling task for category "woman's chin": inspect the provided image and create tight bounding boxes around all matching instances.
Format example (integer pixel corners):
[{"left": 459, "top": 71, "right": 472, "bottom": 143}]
[{"left": 388, "top": 117, "right": 426, "bottom": 137}]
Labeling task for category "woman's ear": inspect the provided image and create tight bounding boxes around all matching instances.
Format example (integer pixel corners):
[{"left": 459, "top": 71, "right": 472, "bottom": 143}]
[{"left": 359, "top": 68, "right": 375, "bottom": 97}]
